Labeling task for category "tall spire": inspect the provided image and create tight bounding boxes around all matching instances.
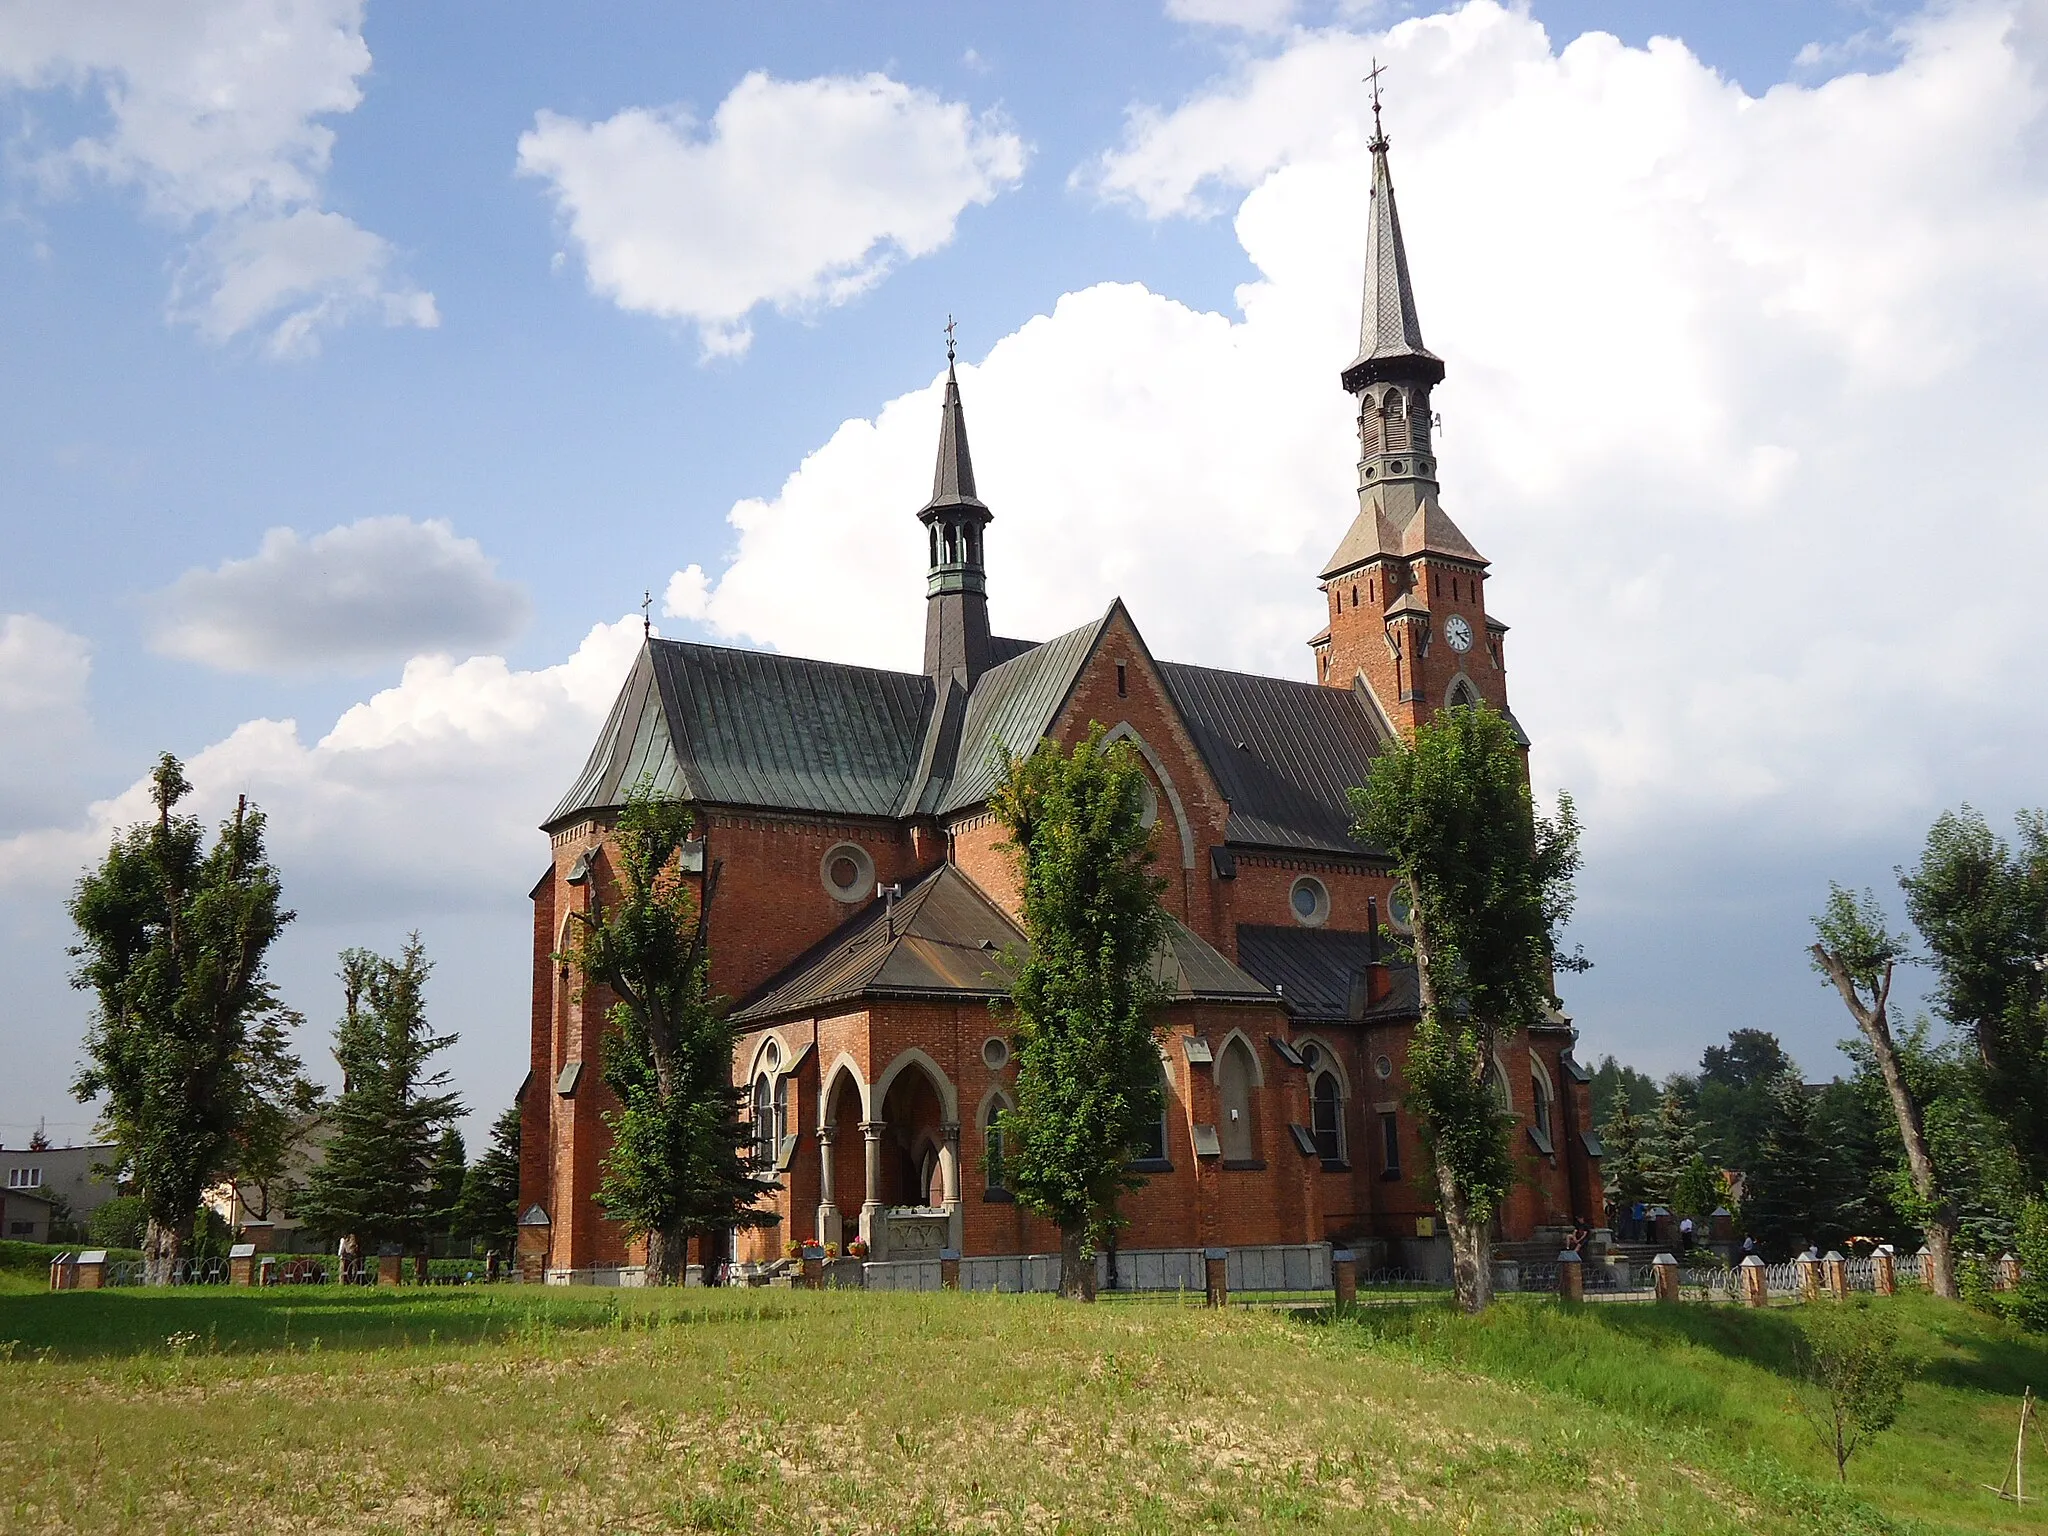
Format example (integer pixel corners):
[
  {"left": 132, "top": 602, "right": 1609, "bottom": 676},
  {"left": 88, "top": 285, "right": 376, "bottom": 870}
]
[
  {"left": 919, "top": 321, "right": 993, "bottom": 686},
  {"left": 1342, "top": 73, "right": 1442, "bottom": 394}
]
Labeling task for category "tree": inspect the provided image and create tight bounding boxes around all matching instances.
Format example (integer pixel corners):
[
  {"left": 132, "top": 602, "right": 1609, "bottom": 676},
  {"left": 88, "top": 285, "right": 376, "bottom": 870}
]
[
  {"left": 1745, "top": 1077, "right": 1837, "bottom": 1257},
  {"left": 294, "top": 938, "right": 463, "bottom": 1258},
  {"left": 1588, "top": 1055, "right": 1659, "bottom": 1128},
  {"left": 1811, "top": 885, "right": 1958, "bottom": 1298},
  {"left": 427, "top": 1127, "right": 467, "bottom": 1247},
  {"left": 1695, "top": 1028, "right": 1796, "bottom": 1180},
  {"left": 1898, "top": 808, "right": 2048, "bottom": 1188},
  {"left": 87, "top": 1194, "right": 147, "bottom": 1250},
  {"left": 69, "top": 754, "right": 309, "bottom": 1282},
  {"left": 1794, "top": 1302, "right": 1909, "bottom": 1482},
  {"left": 1351, "top": 702, "right": 1585, "bottom": 1312},
  {"left": 991, "top": 726, "right": 1170, "bottom": 1301},
  {"left": 1600, "top": 1096, "right": 1650, "bottom": 1229},
  {"left": 457, "top": 1103, "right": 522, "bottom": 1254},
  {"left": 1645, "top": 1086, "right": 1702, "bottom": 1210},
  {"left": 566, "top": 780, "right": 767, "bottom": 1284}
]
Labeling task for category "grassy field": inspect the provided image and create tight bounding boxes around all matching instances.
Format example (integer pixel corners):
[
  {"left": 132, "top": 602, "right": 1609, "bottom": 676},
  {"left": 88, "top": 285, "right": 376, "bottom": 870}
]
[{"left": 0, "top": 1281, "right": 2041, "bottom": 1535}]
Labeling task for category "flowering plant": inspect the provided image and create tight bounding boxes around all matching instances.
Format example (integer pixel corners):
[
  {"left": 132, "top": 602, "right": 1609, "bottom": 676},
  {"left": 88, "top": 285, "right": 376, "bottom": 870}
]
[
  {"left": 847, "top": 1238, "right": 869, "bottom": 1258},
  {"left": 785, "top": 1239, "right": 803, "bottom": 1259},
  {"left": 824, "top": 1243, "right": 840, "bottom": 1259}
]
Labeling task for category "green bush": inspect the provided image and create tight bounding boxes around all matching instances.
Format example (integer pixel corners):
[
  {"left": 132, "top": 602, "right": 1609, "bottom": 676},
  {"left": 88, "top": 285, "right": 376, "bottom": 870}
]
[{"left": 86, "top": 1195, "right": 146, "bottom": 1249}]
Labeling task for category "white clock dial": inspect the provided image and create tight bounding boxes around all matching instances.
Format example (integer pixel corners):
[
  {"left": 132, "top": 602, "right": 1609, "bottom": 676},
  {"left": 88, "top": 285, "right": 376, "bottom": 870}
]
[{"left": 1444, "top": 614, "right": 1474, "bottom": 653}]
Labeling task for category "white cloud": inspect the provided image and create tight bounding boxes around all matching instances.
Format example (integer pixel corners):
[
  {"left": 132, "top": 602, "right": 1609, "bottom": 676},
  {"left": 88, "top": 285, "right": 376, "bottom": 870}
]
[
  {"left": 0, "top": 0, "right": 435, "bottom": 353},
  {"left": 674, "top": 0, "right": 2048, "bottom": 860},
  {"left": 147, "top": 517, "right": 530, "bottom": 676},
  {"left": 1166, "top": 0, "right": 1301, "bottom": 33},
  {"left": 0, "top": 616, "right": 91, "bottom": 835},
  {"left": 517, "top": 71, "right": 1026, "bottom": 357}
]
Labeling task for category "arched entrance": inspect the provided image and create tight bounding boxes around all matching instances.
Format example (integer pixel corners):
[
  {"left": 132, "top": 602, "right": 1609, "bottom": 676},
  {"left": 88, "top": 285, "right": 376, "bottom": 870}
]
[{"left": 868, "top": 1052, "right": 960, "bottom": 1258}]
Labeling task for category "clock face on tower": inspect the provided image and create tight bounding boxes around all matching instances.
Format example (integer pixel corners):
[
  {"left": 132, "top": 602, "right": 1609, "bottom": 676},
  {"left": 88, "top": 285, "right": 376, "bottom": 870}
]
[{"left": 1444, "top": 614, "right": 1474, "bottom": 653}]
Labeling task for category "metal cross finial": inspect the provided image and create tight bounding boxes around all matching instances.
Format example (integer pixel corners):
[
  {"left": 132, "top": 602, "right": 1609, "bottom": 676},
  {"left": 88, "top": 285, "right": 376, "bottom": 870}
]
[
  {"left": 641, "top": 588, "right": 652, "bottom": 639},
  {"left": 944, "top": 314, "right": 958, "bottom": 362},
  {"left": 1364, "top": 57, "right": 1387, "bottom": 145}
]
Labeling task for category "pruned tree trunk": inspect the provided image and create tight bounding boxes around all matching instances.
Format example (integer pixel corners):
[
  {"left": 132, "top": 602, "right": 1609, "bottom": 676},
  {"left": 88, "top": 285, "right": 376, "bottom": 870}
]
[
  {"left": 646, "top": 1226, "right": 688, "bottom": 1285},
  {"left": 1434, "top": 1158, "right": 1494, "bottom": 1313},
  {"left": 1811, "top": 944, "right": 1958, "bottom": 1299},
  {"left": 1059, "top": 1227, "right": 1096, "bottom": 1300},
  {"left": 143, "top": 1214, "right": 185, "bottom": 1287}
]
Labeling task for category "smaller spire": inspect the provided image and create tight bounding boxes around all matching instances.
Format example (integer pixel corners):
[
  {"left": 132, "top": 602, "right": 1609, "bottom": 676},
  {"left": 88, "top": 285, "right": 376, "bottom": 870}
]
[{"left": 922, "top": 347, "right": 985, "bottom": 516}]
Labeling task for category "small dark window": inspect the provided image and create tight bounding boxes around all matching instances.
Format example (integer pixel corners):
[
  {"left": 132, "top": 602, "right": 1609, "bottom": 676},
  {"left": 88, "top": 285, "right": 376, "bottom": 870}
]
[
  {"left": 1116, "top": 662, "right": 1127, "bottom": 698},
  {"left": 1311, "top": 1074, "right": 1342, "bottom": 1162},
  {"left": 1352, "top": 584, "right": 1359, "bottom": 607},
  {"left": 829, "top": 854, "right": 859, "bottom": 889},
  {"left": 1379, "top": 1112, "right": 1401, "bottom": 1177},
  {"left": 1368, "top": 579, "right": 1374, "bottom": 602}
]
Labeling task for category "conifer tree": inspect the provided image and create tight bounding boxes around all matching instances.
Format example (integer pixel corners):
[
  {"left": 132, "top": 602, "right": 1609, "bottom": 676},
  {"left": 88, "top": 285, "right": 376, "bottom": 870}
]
[
  {"left": 991, "top": 725, "right": 1170, "bottom": 1301},
  {"left": 567, "top": 780, "right": 767, "bottom": 1284},
  {"left": 69, "top": 754, "right": 310, "bottom": 1282},
  {"left": 457, "top": 1104, "right": 522, "bottom": 1253},
  {"left": 1645, "top": 1086, "right": 1701, "bottom": 1208},
  {"left": 1746, "top": 1077, "right": 1837, "bottom": 1256},
  {"left": 1599, "top": 1096, "right": 1650, "bottom": 1229},
  {"left": 295, "top": 938, "right": 463, "bottom": 1258},
  {"left": 427, "top": 1127, "right": 467, "bottom": 1247},
  {"left": 1351, "top": 702, "right": 1585, "bottom": 1313}
]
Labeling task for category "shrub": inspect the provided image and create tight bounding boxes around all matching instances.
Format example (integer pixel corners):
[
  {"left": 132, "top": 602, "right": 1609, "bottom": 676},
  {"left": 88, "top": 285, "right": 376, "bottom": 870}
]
[
  {"left": 87, "top": 1195, "right": 147, "bottom": 1249},
  {"left": 1794, "top": 1301, "right": 1909, "bottom": 1481}
]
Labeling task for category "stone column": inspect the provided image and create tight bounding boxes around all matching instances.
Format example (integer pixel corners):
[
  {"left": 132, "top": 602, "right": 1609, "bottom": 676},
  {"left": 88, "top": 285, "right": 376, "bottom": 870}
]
[
  {"left": 1739, "top": 1254, "right": 1768, "bottom": 1308},
  {"left": 1999, "top": 1252, "right": 2022, "bottom": 1292},
  {"left": 1557, "top": 1249, "right": 1583, "bottom": 1304},
  {"left": 816, "top": 1125, "right": 841, "bottom": 1250},
  {"left": 1652, "top": 1252, "right": 1680, "bottom": 1303},
  {"left": 1205, "top": 1246, "right": 1229, "bottom": 1309},
  {"left": 1795, "top": 1254, "right": 1820, "bottom": 1303},
  {"left": 1331, "top": 1248, "right": 1357, "bottom": 1310},
  {"left": 1823, "top": 1251, "right": 1848, "bottom": 1301},
  {"left": 228, "top": 1243, "right": 257, "bottom": 1287},
  {"left": 1917, "top": 1245, "right": 1935, "bottom": 1290},
  {"left": 859, "top": 1119, "right": 886, "bottom": 1259},
  {"left": 1873, "top": 1246, "right": 1896, "bottom": 1296},
  {"left": 941, "top": 1120, "right": 964, "bottom": 1256}
]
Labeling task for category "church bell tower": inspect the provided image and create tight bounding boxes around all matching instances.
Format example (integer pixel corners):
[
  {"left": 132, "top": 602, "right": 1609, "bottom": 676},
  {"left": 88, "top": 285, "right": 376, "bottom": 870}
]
[
  {"left": 1314, "top": 93, "right": 1507, "bottom": 734},
  {"left": 919, "top": 336, "right": 994, "bottom": 688}
]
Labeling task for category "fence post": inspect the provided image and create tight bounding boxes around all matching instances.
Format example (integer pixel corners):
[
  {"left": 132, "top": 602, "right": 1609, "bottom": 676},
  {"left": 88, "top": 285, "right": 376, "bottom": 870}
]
[
  {"left": 48, "top": 1252, "right": 76, "bottom": 1292},
  {"left": 1999, "top": 1252, "right": 2022, "bottom": 1292},
  {"left": 74, "top": 1250, "right": 107, "bottom": 1291},
  {"left": 1873, "top": 1245, "right": 1895, "bottom": 1296},
  {"left": 1795, "top": 1254, "right": 1820, "bottom": 1302},
  {"left": 1331, "top": 1248, "right": 1357, "bottom": 1310},
  {"left": 1204, "top": 1247, "right": 1229, "bottom": 1309},
  {"left": 376, "top": 1246, "right": 403, "bottom": 1286},
  {"left": 228, "top": 1242, "right": 257, "bottom": 1287},
  {"left": 938, "top": 1248, "right": 960, "bottom": 1292},
  {"left": 1917, "top": 1245, "right": 1935, "bottom": 1290},
  {"left": 1822, "top": 1251, "right": 1848, "bottom": 1301},
  {"left": 1653, "top": 1252, "right": 1680, "bottom": 1303},
  {"left": 1557, "top": 1249, "right": 1584, "bottom": 1304},
  {"left": 1739, "top": 1254, "right": 1768, "bottom": 1307}
]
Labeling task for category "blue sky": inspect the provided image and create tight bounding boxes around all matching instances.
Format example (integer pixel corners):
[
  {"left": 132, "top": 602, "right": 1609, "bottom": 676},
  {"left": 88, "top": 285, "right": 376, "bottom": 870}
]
[{"left": 6, "top": 0, "right": 2044, "bottom": 1148}]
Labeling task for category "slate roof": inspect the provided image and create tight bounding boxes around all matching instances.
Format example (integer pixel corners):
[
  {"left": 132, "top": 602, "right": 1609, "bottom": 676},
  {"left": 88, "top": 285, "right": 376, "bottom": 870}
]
[
  {"left": 925, "top": 611, "right": 1108, "bottom": 815},
  {"left": 1160, "top": 661, "right": 1389, "bottom": 856},
  {"left": 1320, "top": 492, "right": 1486, "bottom": 579},
  {"left": 1343, "top": 120, "right": 1443, "bottom": 392},
  {"left": 1234, "top": 925, "right": 1420, "bottom": 1023},
  {"left": 733, "top": 862, "right": 1277, "bottom": 1023}
]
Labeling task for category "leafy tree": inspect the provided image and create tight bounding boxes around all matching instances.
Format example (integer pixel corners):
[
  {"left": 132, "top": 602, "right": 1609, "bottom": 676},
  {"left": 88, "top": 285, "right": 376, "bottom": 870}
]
[
  {"left": 1600, "top": 1096, "right": 1651, "bottom": 1227},
  {"left": 87, "top": 1194, "right": 147, "bottom": 1249},
  {"left": 1672, "top": 1154, "right": 1722, "bottom": 1224},
  {"left": 1898, "top": 808, "right": 2048, "bottom": 1188},
  {"left": 1351, "top": 702, "right": 1585, "bottom": 1312},
  {"left": 69, "top": 754, "right": 309, "bottom": 1282},
  {"left": 567, "top": 780, "right": 767, "bottom": 1284},
  {"left": 294, "top": 938, "right": 463, "bottom": 1257},
  {"left": 427, "top": 1127, "right": 467, "bottom": 1247},
  {"left": 1811, "top": 885, "right": 1958, "bottom": 1297},
  {"left": 991, "top": 726, "right": 1170, "bottom": 1300},
  {"left": 1809, "top": 1076, "right": 1903, "bottom": 1242},
  {"left": 1794, "top": 1302, "right": 1909, "bottom": 1481},
  {"left": 1694, "top": 1028, "right": 1796, "bottom": 1178},
  {"left": 1588, "top": 1055, "right": 1659, "bottom": 1128},
  {"left": 457, "top": 1103, "right": 522, "bottom": 1254}
]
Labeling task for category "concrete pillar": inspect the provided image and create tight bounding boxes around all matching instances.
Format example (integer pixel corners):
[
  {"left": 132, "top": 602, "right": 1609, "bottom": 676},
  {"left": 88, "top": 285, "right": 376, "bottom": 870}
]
[
  {"left": 48, "top": 1253, "right": 76, "bottom": 1291},
  {"left": 1739, "top": 1254, "right": 1768, "bottom": 1307},
  {"left": 816, "top": 1125, "right": 841, "bottom": 1250},
  {"left": 228, "top": 1243, "right": 257, "bottom": 1286},
  {"left": 1557, "top": 1249, "right": 1583, "bottom": 1304},
  {"left": 1331, "top": 1248, "right": 1357, "bottom": 1310},
  {"left": 377, "top": 1248, "right": 403, "bottom": 1286},
  {"left": 1795, "top": 1254, "right": 1820, "bottom": 1302},
  {"left": 1653, "top": 1252, "right": 1680, "bottom": 1303},
  {"left": 859, "top": 1119, "right": 885, "bottom": 1258},
  {"left": 1917, "top": 1245, "right": 1935, "bottom": 1290},
  {"left": 941, "top": 1120, "right": 964, "bottom": 1257},
  {"left": 1873, "top": 1246, "right": 1896, "bottom": 1296},
  {"left": 940, "top": 1247, "right": 961, "bottom": 1291},
  {"left": 258, "top": 1256, "right": 277, "bottom": 1288},
  {"left": 1205, "top": 1246, "right": 1229, "bottom": 1308},
  {"left": 1823, "top": 1251, "right": 1848, "bottom": 1301},
  {"left": 75, "top": 1250, "right": 107, "bottom": 1291},
  {"left": 801, "top": 1243, "right": 824, "bottom": 1291}
]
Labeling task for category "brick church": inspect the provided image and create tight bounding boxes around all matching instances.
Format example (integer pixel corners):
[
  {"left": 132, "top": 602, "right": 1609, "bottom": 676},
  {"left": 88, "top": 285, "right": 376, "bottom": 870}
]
[{"left": 520, "top": 113, "right": 1600, "bottom": 1283}]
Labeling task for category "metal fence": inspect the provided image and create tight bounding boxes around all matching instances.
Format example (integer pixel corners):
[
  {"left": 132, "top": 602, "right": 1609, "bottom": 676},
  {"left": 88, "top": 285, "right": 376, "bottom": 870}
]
[{"left": 107, "top": 1257, "right": 230, "bottom": 1286}]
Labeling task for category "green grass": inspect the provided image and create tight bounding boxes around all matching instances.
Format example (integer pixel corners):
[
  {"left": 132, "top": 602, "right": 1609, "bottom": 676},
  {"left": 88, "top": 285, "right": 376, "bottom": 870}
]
[{"left": 0, "top": 1283, "right": 2039, "bottom": 1533}]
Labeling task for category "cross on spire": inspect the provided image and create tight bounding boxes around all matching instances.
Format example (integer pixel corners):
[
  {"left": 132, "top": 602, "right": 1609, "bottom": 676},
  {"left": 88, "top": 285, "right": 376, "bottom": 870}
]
[
  {"left": 641, "top": 588, "right": 652, "bottom": 639},
  {"left": 944, "top": 314, "right": 958, "bottom": 362},
  {"left": 1364, "top": 57, "right": 1387, "bottom": 150}
]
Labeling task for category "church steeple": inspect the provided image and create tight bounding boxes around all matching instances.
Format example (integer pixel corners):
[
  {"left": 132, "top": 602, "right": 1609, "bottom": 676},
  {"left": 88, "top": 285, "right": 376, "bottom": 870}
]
[
  {"left": 1341, "top": 96, "right": 1443, "bottom": 396},
  {"left": 919, "top": 327, "right": 993, "bottom": 687}
]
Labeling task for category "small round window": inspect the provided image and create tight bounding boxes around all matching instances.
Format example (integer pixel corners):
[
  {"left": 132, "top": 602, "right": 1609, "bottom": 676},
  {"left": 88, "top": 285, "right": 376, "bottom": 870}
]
[
  {"left": 820, "top": 842, "right": 874, "bottom": 904},
  {"left": 1374, "top": 1054, "right": 1394, "bottom": 1081},
  {"left": 1301, "top": 1042, "right": 1322, "bottom": 1071},
  {"left": 1289, "top": 875, "right": 1330, "bottom": 928},
  {"left": 982, "top": 1036, "right": 1010, "bottom": 1071},
  {"left": 762, "top": 1038, "right": 781, "bottom": 1072}
]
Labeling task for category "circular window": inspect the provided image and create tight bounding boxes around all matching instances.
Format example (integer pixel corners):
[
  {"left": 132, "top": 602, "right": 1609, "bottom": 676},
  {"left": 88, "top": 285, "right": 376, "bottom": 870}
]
[
  {"left": 762, "top": 1038, "right": 781, "bottom": 1072},
  {"left": 1374, "top": 1054, "right": 1394, "bottom": 1080},
  {"left": 1390, "top": 459, "right": 1406, "bottom": 473},
  {"left": 1289, "top": 875, "right": 1330, "bottom": 928},
  {"left": 1388, "top": 883, "right": 1414, "bottom": 934},
  {"left": 1301, "top": 1042, "right": 1322, "bottom": 1071},
  {"left": 982, "top": 1036, "right": 1010, "bottom": 1071},
  {"left": 820, "top": 842, "right": 874, "bottom": 904}
]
